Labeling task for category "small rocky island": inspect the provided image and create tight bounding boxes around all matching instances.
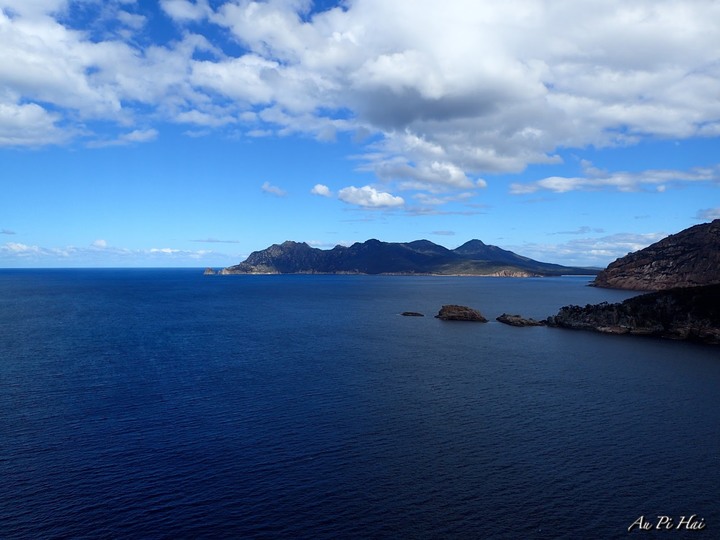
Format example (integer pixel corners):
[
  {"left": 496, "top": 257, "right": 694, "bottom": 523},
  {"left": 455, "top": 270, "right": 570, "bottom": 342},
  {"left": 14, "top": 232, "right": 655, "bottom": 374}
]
[
  {"left": 435, "top": 305, "right": 488, "bottom": 322},
  {"left": 496, "top": 314, "right": 546, "bottom": 327}
]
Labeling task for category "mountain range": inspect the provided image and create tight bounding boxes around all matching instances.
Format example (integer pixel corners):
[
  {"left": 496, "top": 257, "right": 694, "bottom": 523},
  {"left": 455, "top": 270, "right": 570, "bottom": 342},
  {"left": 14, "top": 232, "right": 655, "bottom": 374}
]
[{"left": 219, "top": 239, "right": 597, "bottom": 276}]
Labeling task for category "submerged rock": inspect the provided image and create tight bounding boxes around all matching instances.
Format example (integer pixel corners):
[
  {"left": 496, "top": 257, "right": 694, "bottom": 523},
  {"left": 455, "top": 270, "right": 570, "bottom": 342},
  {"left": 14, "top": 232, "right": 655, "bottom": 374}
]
[
  {"left": 496, "top": 313, "right": 546, "bottom": 327},
  {"left": 401, "top": 311, "right": 424, "bottom": 317},
  {"left": 435, "top": 305, "right": 488, "bottom": 322}
]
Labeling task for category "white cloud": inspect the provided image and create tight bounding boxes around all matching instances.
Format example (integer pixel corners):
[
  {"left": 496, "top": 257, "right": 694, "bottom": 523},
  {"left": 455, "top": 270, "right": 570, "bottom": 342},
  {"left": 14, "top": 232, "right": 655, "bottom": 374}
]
[
  {"left": 0, "top": 99, "right": 70, "bottom": 146},
  {"left": 3, "top": 1, "right": 720, "bottom": 200},
  {"left": 192, "top": 238, "right": 240, "bottom": 244},
  {"left": 3, "top": 242, "right": 41, "bottom": 254},
  {"left": 511, "top": 164, "right": 720, "bottom": 194},
  {"left": 310, "top": 183, "right": 332, "bottom": 197},
  {"left": 338, "top": 185, "right": 404, "bottom": 208},
  {"left": 122, "top": 129, "right": 158, "bottom": 143},
  {"left": 161, "top": 0, "right": 212, "bottom": 22},
  {"left": 261, "top": 181, "right": 287, "bottom": 197},
  {"left": 0, "top": 238, "right": 238, "bottom": 266},
  {"left": 507, "top": 231, "right": 667, "bottom": 267}
]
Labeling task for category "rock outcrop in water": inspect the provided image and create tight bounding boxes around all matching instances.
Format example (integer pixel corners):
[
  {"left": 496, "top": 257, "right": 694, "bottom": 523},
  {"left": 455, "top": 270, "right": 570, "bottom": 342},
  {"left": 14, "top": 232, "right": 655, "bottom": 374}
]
[
  {"left": 496, "top": 313, "right": 546, "bottom": 327},
  {"left": 546, "top": 284, "right": 720, "bottom": 344},
  {"left": 221, "top": 239, "right": 597, "bottom": 277},
  {"left": 435, "top": 305, "right": 488, "bottom": 322},
  {"left": 592, "top": 219, "right": 720, "bottom": 291}
]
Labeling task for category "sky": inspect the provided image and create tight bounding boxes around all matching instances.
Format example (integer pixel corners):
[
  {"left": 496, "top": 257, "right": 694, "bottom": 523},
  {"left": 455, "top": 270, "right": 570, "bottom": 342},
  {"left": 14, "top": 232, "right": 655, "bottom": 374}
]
[{"left": 1, "top": 0, "right": 719, "bottom": 268}]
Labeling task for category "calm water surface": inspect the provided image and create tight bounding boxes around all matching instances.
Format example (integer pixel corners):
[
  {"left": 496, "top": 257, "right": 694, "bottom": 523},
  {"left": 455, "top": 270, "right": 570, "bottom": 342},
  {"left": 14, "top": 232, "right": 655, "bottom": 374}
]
[{"left": 1, "top": 270, "right": 718, "bottom": 539}]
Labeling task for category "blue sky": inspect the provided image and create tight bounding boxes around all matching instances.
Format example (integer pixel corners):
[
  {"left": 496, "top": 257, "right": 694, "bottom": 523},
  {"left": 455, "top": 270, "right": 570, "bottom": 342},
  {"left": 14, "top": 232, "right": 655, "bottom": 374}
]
[{"left": 1, "top": 0, "right": 719, "bottom": 268}]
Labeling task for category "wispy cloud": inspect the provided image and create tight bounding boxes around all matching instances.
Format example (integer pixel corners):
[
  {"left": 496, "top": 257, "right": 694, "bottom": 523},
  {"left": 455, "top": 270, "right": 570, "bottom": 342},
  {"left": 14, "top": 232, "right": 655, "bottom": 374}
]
[
  {"left": 511, "top": 164, "right": 719, "bottom": 194},
  {"left": 87, "top": 129, "right": 159, "bottom": 148},
  {"left": 696, "top": 208, "right": 720, "bottom": 221},
  {"left": 506, "top": 232, "right": 667, "bottom": 267},
  {"left": 192, "top": 238, "right": 240, "bottom": 244},
  {"left": 1, "top": 229, "right": 16, "bottom": 235},
  {"left": 261, "top": 181, "right": 287, "bottom": 197},
  {"left": 0, "top": 241, "right": 234, "bottom": 266},
  {"left": 550, "top": 226, "right": 606, "bottom": 236}
]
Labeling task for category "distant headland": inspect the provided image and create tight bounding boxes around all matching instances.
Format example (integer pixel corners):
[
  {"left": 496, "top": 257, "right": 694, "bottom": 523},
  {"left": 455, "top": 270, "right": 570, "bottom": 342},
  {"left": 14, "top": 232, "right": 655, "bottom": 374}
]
[
  {"left": 214, "top": 238, "right": 598, "bottom": 277},
  {"left": 205, "top": 221, "right": 720, "bottom": 345}
]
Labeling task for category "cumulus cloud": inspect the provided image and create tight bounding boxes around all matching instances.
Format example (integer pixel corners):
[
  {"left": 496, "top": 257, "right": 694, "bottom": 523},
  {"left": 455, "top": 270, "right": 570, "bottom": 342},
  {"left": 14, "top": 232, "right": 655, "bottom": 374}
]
[
  {"left": 261, "top": 181, "right": 287, "bottom": 197},
  {"left": 310, "top": 184, "right": 332, "bottom": 197},
  {"left": 3, "top": 1, "right": 720, "bottom": 200},
  {"left": 0, "top": 100, "right": 71, "bottom": 146},
  {"left": 91, "top": 239, "right": 108, "bottom": 248},
  {"left": 338, "top": 185, "right": 405, "bottom": 208}
]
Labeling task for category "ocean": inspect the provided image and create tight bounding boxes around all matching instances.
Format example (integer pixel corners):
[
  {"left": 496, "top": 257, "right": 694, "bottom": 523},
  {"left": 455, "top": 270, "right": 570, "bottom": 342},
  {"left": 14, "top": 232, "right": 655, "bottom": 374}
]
[{"left": 1, "top": 269, "right": 718, "bottom": 539}]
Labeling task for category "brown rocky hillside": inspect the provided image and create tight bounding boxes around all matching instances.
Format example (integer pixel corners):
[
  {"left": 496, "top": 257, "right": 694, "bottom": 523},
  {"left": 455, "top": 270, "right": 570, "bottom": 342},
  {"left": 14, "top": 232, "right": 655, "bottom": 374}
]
[{"left": 592, "top": 219, "right": 720, "bottom": 291}]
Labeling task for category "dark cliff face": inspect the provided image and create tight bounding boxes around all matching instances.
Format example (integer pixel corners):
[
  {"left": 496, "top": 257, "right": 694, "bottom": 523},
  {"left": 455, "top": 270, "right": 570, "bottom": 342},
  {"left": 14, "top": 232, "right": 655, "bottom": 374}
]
[
  {"left": 546, "top": 284, "right": 720, "bottom": 345},
  {"left": 593, "top": 219, "right": 720, "bottom": 291},
  {"left": 222, "top": 239, "right": 597, "bottom": 276}
]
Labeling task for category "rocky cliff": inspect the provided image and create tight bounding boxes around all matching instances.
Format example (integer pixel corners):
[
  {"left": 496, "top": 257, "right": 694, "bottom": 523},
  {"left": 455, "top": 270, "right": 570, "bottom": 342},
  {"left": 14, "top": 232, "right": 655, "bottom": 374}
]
[
  {"left": 592, "top": 219, "right": 720, "bottom": 291},
  {"left": 221, "top": 239, "right": 596, "bottom": 276},
  {"left": 546, "top": 284, "right": 720, "bottom": 344}
]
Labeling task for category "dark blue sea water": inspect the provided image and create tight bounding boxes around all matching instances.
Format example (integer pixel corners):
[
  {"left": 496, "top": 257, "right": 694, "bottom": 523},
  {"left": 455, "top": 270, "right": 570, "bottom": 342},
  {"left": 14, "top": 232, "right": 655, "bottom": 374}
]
[{"left": 1, "top": 269, "right": 718, "bottom": 539}]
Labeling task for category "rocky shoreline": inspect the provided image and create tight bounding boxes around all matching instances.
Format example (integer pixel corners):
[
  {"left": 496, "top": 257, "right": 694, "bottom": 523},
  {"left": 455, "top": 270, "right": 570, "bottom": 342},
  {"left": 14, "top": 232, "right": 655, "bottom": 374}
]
[
  {"left": 395, "top": 284, "right": 720, "bottom": 345},
  {"left": 546, "top": 284, "right": 720, "bottom": 345}
]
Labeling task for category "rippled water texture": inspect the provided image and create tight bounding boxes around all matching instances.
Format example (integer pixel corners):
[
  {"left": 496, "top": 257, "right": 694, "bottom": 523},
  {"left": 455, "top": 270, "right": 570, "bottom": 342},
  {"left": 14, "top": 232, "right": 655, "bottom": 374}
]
[{"left": 1, "top": 270, "right": 718, "bottom": 539}]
